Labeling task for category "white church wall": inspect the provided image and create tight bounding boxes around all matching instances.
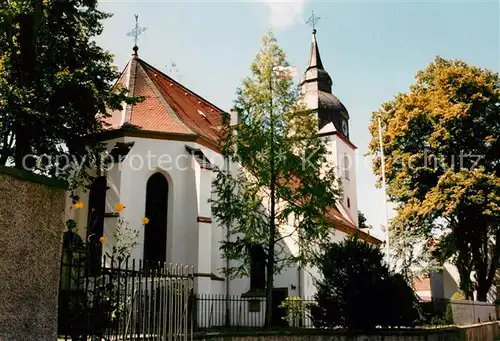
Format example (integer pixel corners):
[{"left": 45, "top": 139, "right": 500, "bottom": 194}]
[
  {"left": 102, "top": 137, "right": 201, "bottom": 267},
  {"left": 331, "top": 136, "right": 358, "bottom": 226},
  {"left": 82, "top": 136, "right": 238, "bottom": 295}
]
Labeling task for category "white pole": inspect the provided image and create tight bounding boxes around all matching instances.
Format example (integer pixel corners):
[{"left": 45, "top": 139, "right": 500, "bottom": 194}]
[{"left": 377, "top": 116, "right": 390, "bottom": 265}]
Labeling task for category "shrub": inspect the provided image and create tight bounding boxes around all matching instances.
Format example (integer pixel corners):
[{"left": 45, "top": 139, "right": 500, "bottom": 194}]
[
  {"left": 450, "top": 291, "right": 465, "bottom": 300},
  {"left": 309, "top": 236, "right": 420, "bottom": 330},
  {"left": 279, "top": 296, "right": 305, "bottom": 327}
]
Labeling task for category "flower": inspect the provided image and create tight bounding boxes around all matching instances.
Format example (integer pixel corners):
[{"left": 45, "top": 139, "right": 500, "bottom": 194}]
[
  {"left": 142, "top": 217, "right": 150, "bottom": 225},
  {"left": 99, "top": 236, "right": 106, "bottom": 244},
  {"left": 114, "top": 203, "right": 126, "bottom": 213},
  {"left": 73, "top": 201, "right": 84, "bottom": 209}
]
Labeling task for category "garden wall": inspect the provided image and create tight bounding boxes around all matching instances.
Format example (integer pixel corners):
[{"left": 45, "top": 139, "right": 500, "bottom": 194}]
[
  {"left": 195, "top": 321, "right": 499, "bottom": 341},
  {"left": 450, "top": 299, "right": 496, "bottom": 325},
  {"left": 0, "top": 167, "right": 67, "bottom": 341}
]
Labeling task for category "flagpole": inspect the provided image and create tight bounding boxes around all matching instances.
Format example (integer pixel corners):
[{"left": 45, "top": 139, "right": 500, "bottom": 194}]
[{"left": 377, "top": 116, "right": 390, "bottom": 265}]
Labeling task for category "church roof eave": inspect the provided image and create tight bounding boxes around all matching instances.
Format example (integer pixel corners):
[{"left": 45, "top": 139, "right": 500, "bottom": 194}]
[{"left": 97, "top": 128, "right": 222, "bottom": 154}]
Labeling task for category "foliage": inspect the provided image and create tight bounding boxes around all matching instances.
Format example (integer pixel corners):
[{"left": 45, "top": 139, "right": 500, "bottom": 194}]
[
  {"left": 210, "top": 31, "right": 340, "bottom": 326},
  {"left": 419, "top": 300, "right": 454, "bottom": 326},
  {"left": 309, "top": 236, "right": 420, "bottom": 330},
  {"left": 279, "top": 296, "right": 305, "bottom": 327},
  {"left": 105, "top": 216, "right": 140, "bottom": 263},
  {"left": 450, "top": 291, "right": 465, "bottom": 300},
  {"left": 357, "top": 210, "right": 371, "bottom": 229},
  {"left": 390, "top": 229, "right": 441, "bottom": 283},
  {"left": 368, "top": 57, "right": 500, "bottom": 301},
  {"left": 0, "top": 0, "right": 140, "bottom": 193}
]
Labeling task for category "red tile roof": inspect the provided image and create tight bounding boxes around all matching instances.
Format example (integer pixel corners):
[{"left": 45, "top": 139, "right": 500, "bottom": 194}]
[
  {"left": 104, "top": 56, "right": 224, "bottom": 147},
  {"left": 280, "top": 173, "right": 382, "bottom": 245},
  {"left": 326, "top": 206, "right": 381, "bottom": 244}
]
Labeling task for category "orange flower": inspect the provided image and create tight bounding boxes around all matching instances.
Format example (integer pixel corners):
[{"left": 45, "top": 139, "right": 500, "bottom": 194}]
[
  {"left": 142, "top": 217, "right": 150, "bottom": 225},
  {"left": 114, "top": 203, "right": 126, "bottom": 213},
  {"left": 73, "top": 201, "right": 84, "bottom": 209},
  {"left": 99, "top": 236, "right": 106, "bottom": 244}
]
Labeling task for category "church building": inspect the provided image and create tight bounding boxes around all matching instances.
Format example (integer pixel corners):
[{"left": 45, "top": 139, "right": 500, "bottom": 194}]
[{"left": 67, "top": 26, "right": 381, "bottom": 324}]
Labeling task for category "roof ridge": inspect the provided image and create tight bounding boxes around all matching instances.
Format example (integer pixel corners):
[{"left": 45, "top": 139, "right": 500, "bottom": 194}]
[
  {"left": 137, "top": 58, "right": 227, "bottom": 114},
  {"left": 136, "top": 61, "right": 193, "bottom": 134},
  {"left": 124, "top": 58, "right": 139, "bottom": 124}
]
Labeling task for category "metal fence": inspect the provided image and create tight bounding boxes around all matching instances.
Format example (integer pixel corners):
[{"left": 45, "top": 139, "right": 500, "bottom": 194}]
[
  {"left": 193, "top": 295, "right": 316, "bottom": 331},
  {"left": 57, "top": 245, "right": 496, "bottom": 339},
  {"left": 193, "top": 295, "right": 498, "bottom": 331},
  {"left": 58, "top": 250, "right": 194, "bottom": 340}
]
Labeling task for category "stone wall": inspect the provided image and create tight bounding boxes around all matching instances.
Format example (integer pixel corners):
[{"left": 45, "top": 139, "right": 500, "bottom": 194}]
[
  {"left": 195, "top": 322, "right": 499, "bottom": 341},
  {"left": 450, "top": 299, "right": 496, "bottom": 325},
  {"left": 0, "top": 167, "right": 66, "bottom": 341}
]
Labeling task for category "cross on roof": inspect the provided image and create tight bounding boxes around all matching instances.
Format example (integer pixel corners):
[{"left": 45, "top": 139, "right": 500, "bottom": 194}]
[
  {"left": 126, "top": 14, "right": 147, "bottom": 54},
  {"left": 306, "top": 11, "right": 321, "bottom": 33}
]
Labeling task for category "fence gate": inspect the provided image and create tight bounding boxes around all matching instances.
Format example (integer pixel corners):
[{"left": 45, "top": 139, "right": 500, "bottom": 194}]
[{"left": 58, "top": 253, "right": 194, "bottom": 341}]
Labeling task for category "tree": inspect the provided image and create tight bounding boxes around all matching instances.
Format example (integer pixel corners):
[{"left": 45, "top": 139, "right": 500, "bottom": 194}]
[
  {"left": 368, "top": 57, "right": 500, "bottom": 300},
  {"left": 210, "top": 32, "right": 340, "bottom": 327},
  {"left": 358, "top": 210, "right": 371, "bottom": 229},
  {"left": 0, "top": 0, "right": 137, "bottom": 186},
  {"left": 310, "top": 236, "right": 420, "bottom": 330}
]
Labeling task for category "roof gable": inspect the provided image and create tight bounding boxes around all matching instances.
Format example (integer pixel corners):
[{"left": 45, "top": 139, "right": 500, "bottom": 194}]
[{"left": 104, "top": 56, "right": 224, "bottom": 146}]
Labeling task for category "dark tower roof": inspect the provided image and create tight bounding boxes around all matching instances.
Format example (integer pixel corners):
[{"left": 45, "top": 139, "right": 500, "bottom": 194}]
[{"left": 300, "top": 29, "right": 350, "bottom": 137}]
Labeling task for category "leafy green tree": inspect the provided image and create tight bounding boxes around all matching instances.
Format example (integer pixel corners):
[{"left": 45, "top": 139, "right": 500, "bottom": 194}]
[
  {"left": 211, "top": 32, "right": 340, "bottom": 327},
  {"left": 368, "top": 57, "right": 500, "bottom": 300},
  {"left": 0, "top": 0, "right": 137, "bottom": 186},
  {"left": 310, "top": 236, "right": 420, "bottom": 330},
  {"left": 358, "top": 210, "right": 371, "bottom": 229}
]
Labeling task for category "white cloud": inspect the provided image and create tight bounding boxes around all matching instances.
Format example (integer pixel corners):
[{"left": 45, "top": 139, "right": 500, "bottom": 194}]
[{"left": 259, "top": 0, "right": 307, "bottom": 29}]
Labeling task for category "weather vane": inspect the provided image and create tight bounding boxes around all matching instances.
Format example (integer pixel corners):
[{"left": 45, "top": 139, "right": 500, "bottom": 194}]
[
  {"left": 126, "top": 14, "right": 147, "bottom": 53},
  {"left": 306, "top": 11, "right": 321, "bottom": 33}
]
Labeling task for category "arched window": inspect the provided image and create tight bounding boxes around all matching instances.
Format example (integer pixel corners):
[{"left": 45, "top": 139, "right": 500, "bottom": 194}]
[
  {"left": 87, "top": 176, "right": 107, "bottom": 273},
  {"left": 343, "top": 154, "right": 350, "bottom": 180},
  {"left": 249, "top": 244, "right": 266, "bottom": 291},
  {"left": 144, "top": 172, "right": 169, "bottom": 265}
]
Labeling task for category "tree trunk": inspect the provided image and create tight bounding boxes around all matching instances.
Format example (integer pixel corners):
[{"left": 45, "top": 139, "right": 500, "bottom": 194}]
[
  {"left": 265, "top": 220, "right": 276, "bottom": 327},
  {"left": 265, "top": 71, "right": 276, "bottom": 328},
  {"left": 475, "top": 230, "right": 500, "bottom": 302}
]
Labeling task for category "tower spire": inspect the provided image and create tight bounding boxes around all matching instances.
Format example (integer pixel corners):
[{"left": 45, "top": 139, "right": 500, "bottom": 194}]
[
  {"left": 301, "top": 11, "right": 349, "bottom": 137},
  {"left": 126, "top": 14, "right": 147, "bottom": 56},
  {"left": 305, "top": 11, "right": 324, "bottom": 70}
]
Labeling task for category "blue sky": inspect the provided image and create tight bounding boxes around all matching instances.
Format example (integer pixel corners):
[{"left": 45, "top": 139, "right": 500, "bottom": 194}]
[{"left": 96, "top": 0, "right": 499, "bottom": 239}]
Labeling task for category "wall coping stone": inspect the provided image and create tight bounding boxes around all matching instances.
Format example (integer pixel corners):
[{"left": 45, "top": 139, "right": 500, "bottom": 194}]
[
  {"left": 194, "top": 326, "right": 462, "bottom": 338},
  {"left": 0, "top": 165, "right": 68, "bottom": 189}
]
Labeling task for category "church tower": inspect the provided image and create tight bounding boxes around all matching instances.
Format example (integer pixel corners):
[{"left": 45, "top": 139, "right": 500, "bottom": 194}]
[{"left": 300, "top": 24, "right": 359, "bottom": 227}]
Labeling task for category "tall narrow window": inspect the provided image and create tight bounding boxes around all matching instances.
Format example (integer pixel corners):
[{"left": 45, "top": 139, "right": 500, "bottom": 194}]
[
  {"left": 344, "top": 154, "right": 350, "bottom": 180},
  {"left": 87, "top": 176, "right": 106, "bottom": 274},
  {"left": 249, "top": 244, "right": 266, "bottom": 292},
  {"left": 144, "top": 173, "right": 169, "bottom": 265}
]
